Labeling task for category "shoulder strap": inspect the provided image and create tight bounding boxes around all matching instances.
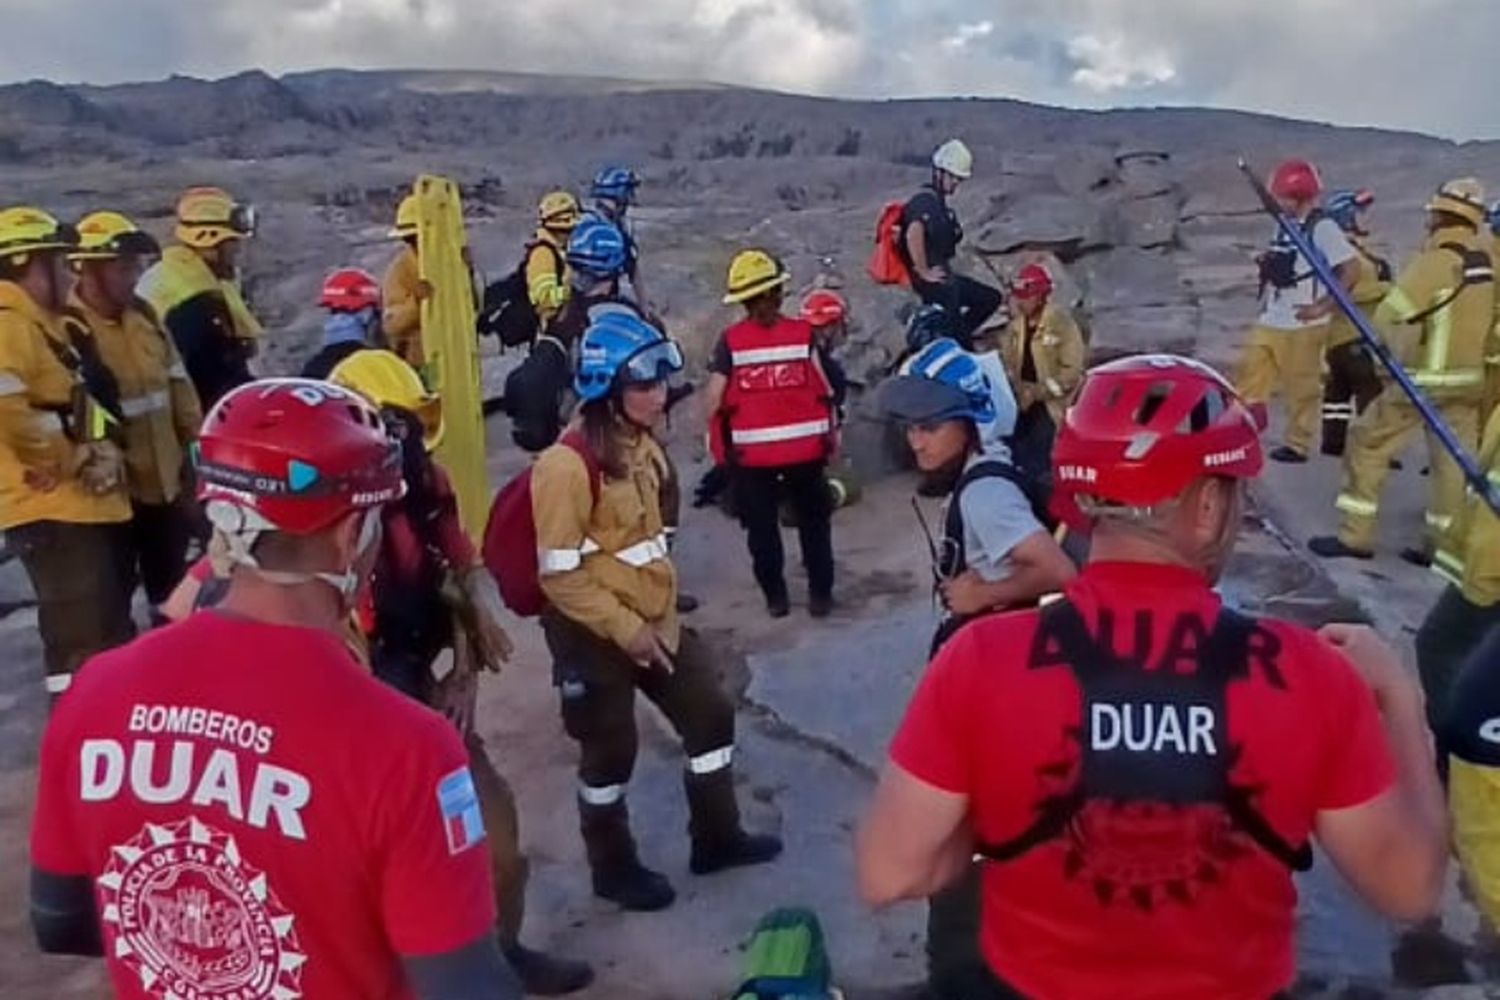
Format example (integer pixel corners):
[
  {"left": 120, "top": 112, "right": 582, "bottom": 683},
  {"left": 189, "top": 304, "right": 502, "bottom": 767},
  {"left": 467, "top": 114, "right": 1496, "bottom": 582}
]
[
  {"left": 943, "top": 460, "right": 1019, "bottom": 546},
  {"left": 1403, "top": 242, "right": 1495, "bottom": 326},
  {"left": 559, "top": 430, "right": 602, "bottom": 505}
]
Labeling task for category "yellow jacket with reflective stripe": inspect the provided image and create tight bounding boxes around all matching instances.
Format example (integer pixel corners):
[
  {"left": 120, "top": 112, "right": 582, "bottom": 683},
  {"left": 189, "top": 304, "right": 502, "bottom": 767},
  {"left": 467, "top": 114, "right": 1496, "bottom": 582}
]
[
  {"left": 1327, "top": 236, "right": 1392, "bottom": 349},
  {"left": 1375, "top": 225, "right": 1494, "bottom": 394},
  {"left": 137, "top": 245, "right": 262, "bottom": 341},
  {"left": 69, "top": 293, "right": 202, "bottom": 506},
  {"left": 533, "top": 427, "right": 678, "bottom": 652},
  {"left": 1001, "top": 303, "right": 1087, "bottom": 423},
  {"left": 1451, "top": 755, "right": 1500, "bottom": 928},
  {"left": 1435, "top": 406, "right": 1500, "bottom": 606},
  {"left": 526, "top": 229, "right": 571, "bottom": 329},
  {"left": 0, "top": 283, "right": 131, "bottom": 530},
  {"left": 381, "top": 244, "right": 424, "bottom": 368}
]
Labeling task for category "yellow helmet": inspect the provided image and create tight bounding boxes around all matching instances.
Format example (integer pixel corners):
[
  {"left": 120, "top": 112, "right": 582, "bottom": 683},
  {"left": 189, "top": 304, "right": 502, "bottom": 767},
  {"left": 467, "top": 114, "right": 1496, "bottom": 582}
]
[
  {"left": 538, "top": 190, "right": 582, "bottom": 231},
  {"left": 1427, "top": 178, "right": 1488, "bottom": 228},
  {"left": 723, "top": 249, "right": 790, "bottom": 305},
  {"left": 328, "top": 349, "right": 445, "bottom": 451},
  {"left": 71, "top": 211, "right": 161, "bottom": 262},
  {"left": 175, "top": 186, "right": 256, "bottom": 249},
  {"left": 0, "top": 206, "right": 77, "bottom": 264},
  {"left": 389, "top": 194, "right": 420, "bottom": 240}
]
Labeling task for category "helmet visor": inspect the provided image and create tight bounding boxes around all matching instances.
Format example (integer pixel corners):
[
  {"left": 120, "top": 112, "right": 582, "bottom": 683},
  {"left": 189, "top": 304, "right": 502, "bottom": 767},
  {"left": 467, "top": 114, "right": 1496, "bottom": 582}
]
[
  {"left": 228, "top": 203, "right": 258, "bottom": 238},
  {"left": 621, "top": 339, "right": 684, "bottom": 386}
]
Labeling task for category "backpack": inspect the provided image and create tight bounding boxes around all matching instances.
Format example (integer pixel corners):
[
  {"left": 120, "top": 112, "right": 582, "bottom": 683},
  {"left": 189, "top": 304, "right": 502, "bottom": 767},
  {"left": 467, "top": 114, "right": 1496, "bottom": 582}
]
[
  {"left": 502, "top": 335, "right": 573, "bottom": 453},
  {"left": 481, "top": 431, "right": 601, "bottom": 617},
  {"left": 944, "top": 459, "right": 1051, "bottom": 574},
  {"left": 477, "top": 241, "right": 564, "bottom": 348},
  {"left": 1256, "top": 209, "right": 1326, "bottom": 291},
  {"left": 730, "top": 908, "right": 838, "bottom": 1000},
  {"left": 867, "top": 201, "right": 911, "bottom": 287}
]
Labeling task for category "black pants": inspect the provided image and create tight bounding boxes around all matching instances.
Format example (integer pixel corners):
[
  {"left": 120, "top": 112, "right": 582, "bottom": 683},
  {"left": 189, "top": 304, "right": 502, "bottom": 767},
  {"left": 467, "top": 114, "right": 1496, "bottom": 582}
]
[
  {"left": 9, "top": 520, "right": 136, "bottom": 689},
  {"left": 1321, "top": 340, "right": 1381, "bottom": 457},
  {"left": 928, "top": 865, "right": 1019, "bottom": 999},
  {"left": 912, "top": 274, "right": 1004, "bottom": 349},
  {"left": 732, "top": 462, "right": 834, "bottom": 604},
  {"left": 1416, "top": 585, "right": 1500, "bottom": 739},
  {"left": 541, "top": 613, "right": 735, "bottom": 794},
  {"left": 129, "top": 499, "right": 194, "bottom": 607},
  {"left": 1011, "top": 404, "right": 1057, "bottom": 526}
]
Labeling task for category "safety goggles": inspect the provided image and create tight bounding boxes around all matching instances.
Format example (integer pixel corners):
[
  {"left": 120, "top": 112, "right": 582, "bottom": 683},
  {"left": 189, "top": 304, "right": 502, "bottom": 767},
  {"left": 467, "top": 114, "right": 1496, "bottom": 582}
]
[
  {"left": 228, "top": 204, "right": 258, "bottom": 238},
  {"left": 620, "top": 339, "right": 684, "bottom": 387}
]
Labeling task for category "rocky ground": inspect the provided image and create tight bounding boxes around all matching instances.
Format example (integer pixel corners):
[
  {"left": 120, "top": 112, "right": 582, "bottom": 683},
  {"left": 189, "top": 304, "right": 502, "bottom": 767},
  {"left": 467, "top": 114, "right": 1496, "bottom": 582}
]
[{"left": 4, "top": 69, "right": 1500, "bottom": 997}]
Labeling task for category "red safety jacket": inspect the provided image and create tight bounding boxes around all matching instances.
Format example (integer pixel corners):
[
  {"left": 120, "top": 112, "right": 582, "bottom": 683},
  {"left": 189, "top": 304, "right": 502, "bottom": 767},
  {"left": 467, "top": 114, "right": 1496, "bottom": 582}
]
[{"left": 715, "top": 317, "right": 833, "bottom": 468}]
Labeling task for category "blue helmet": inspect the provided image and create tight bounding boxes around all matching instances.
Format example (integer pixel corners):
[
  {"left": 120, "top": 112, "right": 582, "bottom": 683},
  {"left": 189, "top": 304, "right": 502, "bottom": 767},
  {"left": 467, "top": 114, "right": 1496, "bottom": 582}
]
[
  {"left": 881, "top": 338, "right": 996, "bottom": 426},
  {"left": 1324, "top": 188, "right": 1374, "bottom": 234},
  {"left": 905, "top": 303, "right": 954, "bottom": 354},
  {"left": 567, "top": 216, "right": 629, "bottom": 279},
  {"left": 574, "top": 311, "right": 684, "bottom": 402},
  {"left": 1488, "top": 201, "right": 1500, "bottom": 236},
  {"left": 591, "top": 166, "right": 640, "bottom": 204}
]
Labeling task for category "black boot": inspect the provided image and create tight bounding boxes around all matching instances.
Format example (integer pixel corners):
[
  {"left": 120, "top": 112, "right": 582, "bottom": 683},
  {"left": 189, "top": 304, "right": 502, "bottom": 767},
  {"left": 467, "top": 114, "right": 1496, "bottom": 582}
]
[
  {"left": 503, "top": 943, "right": 595, "bottom": 996},
  {"left": 579, "top": 799, "right": 676, "bottom": 912},
  {"left": 765, "top": 589, "right": 791, "bottom": 619},
  {"left": 685, "top": 769, "right": 783, "bottom": 876},
  {"left": 1308, "top": 535, "right": 1374, "bottom": 560}
]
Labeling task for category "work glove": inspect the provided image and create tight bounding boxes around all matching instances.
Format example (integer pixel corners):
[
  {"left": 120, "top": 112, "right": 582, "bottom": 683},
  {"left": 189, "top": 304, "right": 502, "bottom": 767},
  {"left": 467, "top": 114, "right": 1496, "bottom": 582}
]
[
  {"left": 73, "top": 440, "right": 125, "bottom": 496},
  {"left": 455, "top": 566, "right": 515, "bottom": 672}
]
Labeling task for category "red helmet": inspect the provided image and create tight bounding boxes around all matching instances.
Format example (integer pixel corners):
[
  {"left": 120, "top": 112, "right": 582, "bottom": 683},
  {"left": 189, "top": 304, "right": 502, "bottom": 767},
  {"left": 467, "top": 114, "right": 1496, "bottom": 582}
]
[
  {"left": 1011, "top": 263, "right": 1054, "bottom": 300},
  {"left": 1269, "top": 159, "right": 1323, "bottom": 202},
  {"left": 1051, "top": 355, "right": 1262, "bottom": 526},
  {"left": 800, "top": 288, "right": 848, "bottom": 328},
  {"left": 319, "top": 267, "right": 381, "bottom": 313},
  {"left": 195, "top": 379, "right": 404, "bottom": 537}
]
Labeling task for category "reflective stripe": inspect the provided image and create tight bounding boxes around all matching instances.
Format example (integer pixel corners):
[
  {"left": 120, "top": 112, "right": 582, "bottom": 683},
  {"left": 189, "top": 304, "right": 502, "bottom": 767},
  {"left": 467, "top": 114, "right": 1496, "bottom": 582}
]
[
  {"left": 1044, "top": 378, "right": 1064, "bottom": 398},
  {"left": 1434, "top": 549, "right": 1466, "bottom": 587},
  {"left": 120, "top": 390, "right": 170, "bottom": 418},
  {"left": 1425, "top": 288, "right": 1454, "bottom": 373},
  {"left": 1385, "top": 287, "right": 1421, "bottom": 323},
  {"left": 1336, "top": 494, "right": 1379, "bottom": 518},
  {"left": 1412, "top": 369, "right": 1483, "bottom": 388},
  {"left": 540, "top": 548, "right": 585, "bottom": 575},
  {"left": 1038, "top": 591, "right": 1064, "bottom": 607},
  {"left": 45, "top": 673, "right": 73, "bottom": 694},
  {"left": 1426, "top": 512, "right": 1454, "bottom": 532},
  {"left": 731, "top": 345, "right": 811, "bottom": 365},
  {"left": 0, "top": 372, "right": 24, "bottom": 395},
  {"left": 730, "top": 419, "right": 832, "bottom": 446},
  {"left": 167, "top": 363, "right": 189, "bottom": 380},
  {"left": 687, "top": 746, "right": 734, "bottom": 775},
  {"left": 613, "top": 533, "right": 670, "bottom": 568},
  {"left": 578, "top": 783, "right": 625, "bottom": 806}
]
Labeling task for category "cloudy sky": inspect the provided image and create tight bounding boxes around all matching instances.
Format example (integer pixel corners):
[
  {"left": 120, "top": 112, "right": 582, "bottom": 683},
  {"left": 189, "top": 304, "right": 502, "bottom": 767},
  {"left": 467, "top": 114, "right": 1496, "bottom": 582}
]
[{"left": 3, "top": 0, "right": 1494, "bottom": 139}]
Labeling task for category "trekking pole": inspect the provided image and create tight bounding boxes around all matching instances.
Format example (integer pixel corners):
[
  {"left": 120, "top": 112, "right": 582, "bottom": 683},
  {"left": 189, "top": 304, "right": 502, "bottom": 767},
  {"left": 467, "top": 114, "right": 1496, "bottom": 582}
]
[{"left": 1237, "top": 159, "right": 1500, "bottom": 515}]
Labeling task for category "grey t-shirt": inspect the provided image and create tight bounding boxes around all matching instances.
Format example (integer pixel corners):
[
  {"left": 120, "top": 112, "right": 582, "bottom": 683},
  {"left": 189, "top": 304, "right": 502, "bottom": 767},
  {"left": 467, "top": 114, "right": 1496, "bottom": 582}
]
[{"left": 949, "top": 454, "right": 1046, "bottom": 583}]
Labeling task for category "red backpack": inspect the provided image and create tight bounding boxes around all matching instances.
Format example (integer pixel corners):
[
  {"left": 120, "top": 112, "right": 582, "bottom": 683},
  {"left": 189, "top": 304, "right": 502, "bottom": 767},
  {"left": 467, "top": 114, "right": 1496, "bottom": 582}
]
[
  {"left": 867, "top": 201, "right": 911, "bottom": 287},
  {"left": 482, "top": 432, "right": 601, "bottom": 617}
]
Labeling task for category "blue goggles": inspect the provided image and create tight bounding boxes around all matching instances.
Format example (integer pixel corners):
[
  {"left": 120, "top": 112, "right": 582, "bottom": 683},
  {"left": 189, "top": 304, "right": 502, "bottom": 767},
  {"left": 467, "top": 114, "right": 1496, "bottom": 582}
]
[{"left": 620, "top": 339, "right": 684, "bottom": 386}]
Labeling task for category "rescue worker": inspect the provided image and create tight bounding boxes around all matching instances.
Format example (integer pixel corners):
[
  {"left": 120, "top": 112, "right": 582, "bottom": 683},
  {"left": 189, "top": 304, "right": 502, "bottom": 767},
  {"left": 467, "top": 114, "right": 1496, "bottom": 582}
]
[
  {"left": 881, "top": 337, "right": 1075, "bottom": 1000},
  {"left": 704, "top": 250, "right": 838, "bottom": 619},
  {"left": 1235, "top": 159, "right": 1358, "bottom": 463},
  {"left": 900, "top": 139, "right": 1003, "bottom": 348},
  {"left": 1001, "top": 263, "right": 1085, "bottom": 504},
  {"left": 328, "top": 350, "right": 594, "bottom": 995},
  {"left": 383, "top": 193, "right": 429, "bottom": 369},
  {"left": 1311, "top": 178, "right": 1496, "bottom": 564},
  {"left": 527, "top": 190, "right": 581, "bottom": 333},
  {"left": 902, "top": 303, "right": 1017, "bottom": 456},
  {"left": 535, "top": 311, "right": 781, "bottom": 912},
  {"left": 136, "top": 186, "right": 260, "bottom": 409},
  {"left": 1417, "top": 404, "right": 1500, "bottom": 735},
  {"left": 586, "top": 166, "right": 652, "bottom": 314},
  {"left": 0, "top": 206, "right": 134, "bottom": 696},
  {"left": 1320, "top": 188, "right": 1391, "bottom": 457},
  {"left": 301, "top": 267, "right": 383, "bottom": 379},
  {"left": 858, "top": 354, "right": 1449, "bottom": 999},
  {"left": 29, "top": 378, "right": 524, "bottom": 999},
  {"left": 1485, "top": 201, "right": 1500, "bottom": 422},
  {"left": 68, "top": 211, "right": 203, "bottom": 619},
  {"left": 799, "top": 289, "right": 851, "bottom": 418},
  {"left": 1443, "top": 619, "right": 1500, "bottom": 933}
]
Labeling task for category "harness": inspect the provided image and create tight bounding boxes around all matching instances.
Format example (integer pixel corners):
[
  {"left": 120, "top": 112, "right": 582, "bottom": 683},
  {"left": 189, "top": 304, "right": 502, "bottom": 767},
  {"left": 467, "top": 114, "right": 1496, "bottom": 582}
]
[
  {"left": 975, "top": 600, "right": 1313, "bottom": 874},
  {"left": 1403, "top": 241, "right": 1494, "bottom": 327}
]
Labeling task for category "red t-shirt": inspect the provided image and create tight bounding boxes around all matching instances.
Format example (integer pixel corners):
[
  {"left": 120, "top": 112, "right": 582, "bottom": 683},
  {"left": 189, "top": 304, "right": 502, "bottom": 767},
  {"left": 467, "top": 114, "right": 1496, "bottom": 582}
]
[
  {"left": 891, "top": 561, "right": 1395, "bottom": 1000},
  {"left": 30, "top": 612, "right": 496, "bottom": 1000}
]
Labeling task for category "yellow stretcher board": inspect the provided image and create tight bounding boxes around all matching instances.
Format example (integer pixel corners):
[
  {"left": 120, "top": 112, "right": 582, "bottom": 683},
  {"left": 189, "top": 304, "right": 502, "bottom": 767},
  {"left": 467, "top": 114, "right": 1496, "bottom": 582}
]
[{"left": 413, "top": 175, "right": 487, "bottom": 540}]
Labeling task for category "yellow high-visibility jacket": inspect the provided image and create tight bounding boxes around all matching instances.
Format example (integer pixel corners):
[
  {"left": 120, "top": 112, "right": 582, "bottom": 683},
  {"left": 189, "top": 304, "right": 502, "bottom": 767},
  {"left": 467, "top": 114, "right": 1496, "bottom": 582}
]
[
  {"left": 525, "top": 229, "right": 570, "bottom": 330},
  {"left": 1374, "top": 225, "right": 1495, "bottom": 396},
  {"left": 382, "top": 244, "right": 424, "bottom": 369}
]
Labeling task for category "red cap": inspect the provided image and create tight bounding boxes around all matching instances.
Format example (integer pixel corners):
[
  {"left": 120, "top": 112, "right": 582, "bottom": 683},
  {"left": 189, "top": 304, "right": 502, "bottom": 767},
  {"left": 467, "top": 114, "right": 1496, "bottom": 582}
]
[
  {"left": 196, "top": 379, "right": 404, "bottom": 536},
  {"left": 1269, "top": 159, "right": 1323, "bottom": 202},
  {"left": 1051, "top": 355, "right": 1262, "bottom": 527},
  {"left": 319, "top": 267, "right": 381, "bottom": 313},
  {"left": 1011, "top": 263, "right": 1054, "bottom": 300},
  {"left": 800, "top": 289, "right": 848, "bottom": 328}
]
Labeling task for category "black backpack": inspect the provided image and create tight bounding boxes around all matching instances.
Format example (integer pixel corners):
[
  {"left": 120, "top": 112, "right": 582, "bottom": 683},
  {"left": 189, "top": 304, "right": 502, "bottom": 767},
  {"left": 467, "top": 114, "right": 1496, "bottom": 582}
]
[
  {"left": 477, "top": 242, "right": 564, "bottom": 348},
  {"left": 1256, "top": 209, "right": 1327, "bottom": 291},
  {"left": 942, "top": 459, "right": 1050, "bottom": 579},
  {"left": 502, "top": 336, "right": 572, "bottom": 453}
]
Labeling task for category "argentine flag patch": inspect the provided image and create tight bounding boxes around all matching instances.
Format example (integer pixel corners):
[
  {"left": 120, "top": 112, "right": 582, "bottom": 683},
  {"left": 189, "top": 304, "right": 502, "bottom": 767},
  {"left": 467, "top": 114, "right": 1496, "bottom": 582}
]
[{"left": 436, "top": 767, "right": 486, "bottom": 855}]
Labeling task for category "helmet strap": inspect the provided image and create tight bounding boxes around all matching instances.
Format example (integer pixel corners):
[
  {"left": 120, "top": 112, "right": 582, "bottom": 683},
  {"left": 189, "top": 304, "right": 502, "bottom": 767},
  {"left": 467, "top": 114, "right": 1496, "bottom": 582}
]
[{"left": 208, "top": 503, "right": 380, "bottom": 606}]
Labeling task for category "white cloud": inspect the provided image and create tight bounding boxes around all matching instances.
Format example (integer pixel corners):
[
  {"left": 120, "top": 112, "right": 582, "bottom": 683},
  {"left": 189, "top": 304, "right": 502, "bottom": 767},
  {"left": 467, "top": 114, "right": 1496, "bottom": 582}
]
[
  {"left": 942, "top": 20, "right": 995, "bottom": 52},
  {"left": 1066, "top": 33, "right": 1177, "bottom": 93}
]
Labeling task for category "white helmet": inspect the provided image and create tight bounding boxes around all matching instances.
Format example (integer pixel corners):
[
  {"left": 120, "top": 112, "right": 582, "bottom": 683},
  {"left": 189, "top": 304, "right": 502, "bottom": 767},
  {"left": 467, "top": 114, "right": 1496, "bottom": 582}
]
[{"left": 932, "top": 139, "right": 974, "bottom": 180}]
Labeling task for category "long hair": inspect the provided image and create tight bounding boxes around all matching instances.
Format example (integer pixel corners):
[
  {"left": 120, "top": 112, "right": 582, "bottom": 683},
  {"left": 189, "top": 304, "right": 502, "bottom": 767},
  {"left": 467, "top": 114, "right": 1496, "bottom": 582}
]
[{"left": 580, "top": 396, "right": 630, "bottom": 481}]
